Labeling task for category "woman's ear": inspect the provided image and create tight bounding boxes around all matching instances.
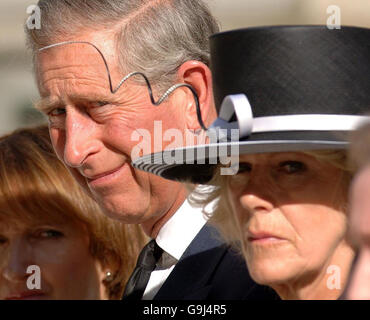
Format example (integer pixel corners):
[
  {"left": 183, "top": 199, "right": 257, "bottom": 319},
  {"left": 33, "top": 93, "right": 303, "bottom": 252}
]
[
  {"left": 101, "top": 255, "right": 120, "bottom": 282},
  {"left": 176, "top": 61, "right": 217, "bottom": 130}
]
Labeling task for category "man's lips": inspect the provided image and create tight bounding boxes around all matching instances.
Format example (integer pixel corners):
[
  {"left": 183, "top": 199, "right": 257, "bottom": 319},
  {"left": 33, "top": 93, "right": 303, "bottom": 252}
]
[
  {"left": 84, "top": 165, "right": 125, "bottom": 181},
  {"left": 5, "top": 290, "right": 46, "bottom": 300},
  {"left": 84, "top": 163, "right": 129, "bottom": 188}
]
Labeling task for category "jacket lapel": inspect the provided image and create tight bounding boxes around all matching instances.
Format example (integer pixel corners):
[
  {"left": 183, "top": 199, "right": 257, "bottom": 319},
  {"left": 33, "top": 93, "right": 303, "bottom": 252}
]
[{"left": 154, "top": 223, "right": 227, "bottom": 300}]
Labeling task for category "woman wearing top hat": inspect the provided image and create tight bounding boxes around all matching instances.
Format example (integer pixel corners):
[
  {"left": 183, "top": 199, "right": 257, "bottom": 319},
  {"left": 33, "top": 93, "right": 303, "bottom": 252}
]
[{"left": 132, "top": 25, "right": 370, "bottom": 299}]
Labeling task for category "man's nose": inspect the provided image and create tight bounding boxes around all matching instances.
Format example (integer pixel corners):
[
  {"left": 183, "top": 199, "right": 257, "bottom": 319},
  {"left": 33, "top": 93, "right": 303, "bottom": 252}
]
[
  {"left": 63, "top": 108, "right": 100, "bottom": 168},
  {"left": 1, "top": 239, "right": 31, "bottom": 283}
]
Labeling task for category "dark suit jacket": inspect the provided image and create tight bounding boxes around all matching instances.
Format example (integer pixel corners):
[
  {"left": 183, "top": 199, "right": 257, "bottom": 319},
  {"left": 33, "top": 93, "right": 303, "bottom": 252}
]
[{"left": 153, "top": 223, "right": 279, "bottom": 300}]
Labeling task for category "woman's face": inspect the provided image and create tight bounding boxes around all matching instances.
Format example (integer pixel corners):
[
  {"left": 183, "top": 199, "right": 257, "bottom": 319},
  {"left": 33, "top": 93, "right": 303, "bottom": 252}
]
[
  {"left": 0, "top": 218, "right": 108, "bottom": 300},
  {"left": 227, "top": 152, "right": 349, "bottom": 288}
]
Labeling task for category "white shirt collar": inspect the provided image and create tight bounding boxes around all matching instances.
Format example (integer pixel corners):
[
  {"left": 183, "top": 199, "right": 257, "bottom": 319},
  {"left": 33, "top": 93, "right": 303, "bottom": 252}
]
[{"left": 155, "top": 198, "right": 208, "bottom": 261}]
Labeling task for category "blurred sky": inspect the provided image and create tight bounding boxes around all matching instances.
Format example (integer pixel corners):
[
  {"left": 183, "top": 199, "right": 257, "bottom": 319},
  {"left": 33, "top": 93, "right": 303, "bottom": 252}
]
[{"left": 1, "top": 0, "right": 370, "bottom": 135}]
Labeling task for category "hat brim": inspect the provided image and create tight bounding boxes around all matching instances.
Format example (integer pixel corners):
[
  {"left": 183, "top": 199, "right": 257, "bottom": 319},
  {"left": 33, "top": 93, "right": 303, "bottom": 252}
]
[{"left": 132, "top": 130, "right": 349, "bottom": 184}]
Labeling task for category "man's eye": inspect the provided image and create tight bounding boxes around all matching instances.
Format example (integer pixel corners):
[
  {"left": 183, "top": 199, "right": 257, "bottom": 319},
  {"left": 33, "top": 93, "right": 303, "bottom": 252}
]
[
  {"left": 49, "top": 108, "right": 66, "bottom": 117},
  {"left": 91, "top": 101, "right": 109, "bottom": 107},
  {"left": 279, "top": 161, "right": 306, "bottom": 174}
]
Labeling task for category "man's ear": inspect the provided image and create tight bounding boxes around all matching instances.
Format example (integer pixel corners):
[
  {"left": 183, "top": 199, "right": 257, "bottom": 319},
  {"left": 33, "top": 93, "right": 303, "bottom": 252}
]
[{"left": 176, "top": 61, "right": 217, "bottom": 130}]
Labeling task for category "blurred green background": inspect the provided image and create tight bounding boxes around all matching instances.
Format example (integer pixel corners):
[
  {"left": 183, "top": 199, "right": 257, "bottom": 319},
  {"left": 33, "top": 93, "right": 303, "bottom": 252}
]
[{"left": 1, "top": 0, "right": 370, "bottom": 135}]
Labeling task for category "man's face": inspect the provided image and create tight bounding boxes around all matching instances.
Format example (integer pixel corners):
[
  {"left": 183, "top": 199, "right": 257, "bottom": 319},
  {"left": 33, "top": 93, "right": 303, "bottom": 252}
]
[{"left": 35, "top": 33, "right": 186, "bottom": 231}]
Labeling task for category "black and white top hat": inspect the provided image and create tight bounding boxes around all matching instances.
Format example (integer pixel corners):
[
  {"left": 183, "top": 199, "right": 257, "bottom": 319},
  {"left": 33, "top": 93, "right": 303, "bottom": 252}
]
[{"left": 132, "top": 26, "right": 370, "bottom": 184}]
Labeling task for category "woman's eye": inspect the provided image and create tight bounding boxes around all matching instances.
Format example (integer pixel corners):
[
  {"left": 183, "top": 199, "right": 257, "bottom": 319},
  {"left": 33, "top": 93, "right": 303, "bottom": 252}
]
[
  {"left": 279, "top": 161, "right": 306, "bottom": 174},
  {"left": 236, "top": 163, "right": 252, "bottom": 175},
  {"left": 0, "top": 236, "right": 7, "bottom": 245},
  {"left": 229, "top": 162, "right": 251, "bottom": 188},
  {"left": 49, "top": 108, "right": 66, "bottom": 117},
  {"left": 37, "top": 230, "right": 64, "bottom": 239}
]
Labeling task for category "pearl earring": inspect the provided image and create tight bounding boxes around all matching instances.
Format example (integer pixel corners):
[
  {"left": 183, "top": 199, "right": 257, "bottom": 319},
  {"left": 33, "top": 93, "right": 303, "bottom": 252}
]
[{"left": 105, "top": 271, "right": 113, "bottom": 282}]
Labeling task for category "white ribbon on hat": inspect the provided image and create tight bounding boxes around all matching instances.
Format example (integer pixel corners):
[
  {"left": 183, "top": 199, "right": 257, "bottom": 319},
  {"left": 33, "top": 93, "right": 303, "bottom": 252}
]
[
  {"left": 208, "top": 94, "right": 253, "bottom": 142},
  {"left": 209, "top": 93, "right": 370, "bottom": 141}
]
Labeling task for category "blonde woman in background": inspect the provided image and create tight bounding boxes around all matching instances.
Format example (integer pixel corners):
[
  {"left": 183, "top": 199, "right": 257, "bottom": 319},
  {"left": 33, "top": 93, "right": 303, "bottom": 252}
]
[{"left": 0, "top": 125, "right": 147, "bottom": 300}]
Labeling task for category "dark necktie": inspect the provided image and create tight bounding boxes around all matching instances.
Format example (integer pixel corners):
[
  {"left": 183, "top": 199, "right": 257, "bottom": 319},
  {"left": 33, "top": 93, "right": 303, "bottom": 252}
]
[{"left": 122, "top": 239, "right": 163, "bottom": 300}]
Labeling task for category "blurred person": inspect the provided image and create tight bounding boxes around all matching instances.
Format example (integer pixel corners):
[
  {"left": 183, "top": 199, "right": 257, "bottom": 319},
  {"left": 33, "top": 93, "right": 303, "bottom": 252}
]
[
  {"left": 0, "top": 125, "right": 147, "bottom": 300},
  {"left": 133, "top": 26, "right": 370, "bottom": 299},
  {"left": 25, "top": 0, "right": 277, "bottom": 300},
  {"left": 344, "top": 123, "right": 370, "bottom": 299}
]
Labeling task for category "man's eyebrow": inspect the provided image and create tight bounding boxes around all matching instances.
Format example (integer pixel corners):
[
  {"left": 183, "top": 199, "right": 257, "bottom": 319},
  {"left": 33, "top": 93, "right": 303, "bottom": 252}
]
[
  {"left": 35, "top": 94, "right": 116, "bottom": 114},
  {"left": 34, "top": 97, "right": 62, "bottom": 114}
]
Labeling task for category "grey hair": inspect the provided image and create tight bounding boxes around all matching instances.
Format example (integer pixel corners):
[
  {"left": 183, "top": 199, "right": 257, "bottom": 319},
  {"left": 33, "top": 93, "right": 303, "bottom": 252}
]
[{"left": 25, "top": 0, "right": 220, "bottom": 92}]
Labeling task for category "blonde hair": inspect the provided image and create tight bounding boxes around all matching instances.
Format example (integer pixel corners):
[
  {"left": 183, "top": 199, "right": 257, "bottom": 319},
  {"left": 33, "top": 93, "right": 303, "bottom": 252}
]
[
  {"left": 0, "top": 125, "right": 147, "bottom": 299},
  {"left": 189, "top": 150, "right": 354, "bottom": 248}
]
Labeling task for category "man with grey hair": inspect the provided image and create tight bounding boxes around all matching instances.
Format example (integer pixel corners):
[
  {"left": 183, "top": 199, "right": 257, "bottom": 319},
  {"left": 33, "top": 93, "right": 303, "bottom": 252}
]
[{"left": 26, "top": 0, "right": 277, "bottom": 300}]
